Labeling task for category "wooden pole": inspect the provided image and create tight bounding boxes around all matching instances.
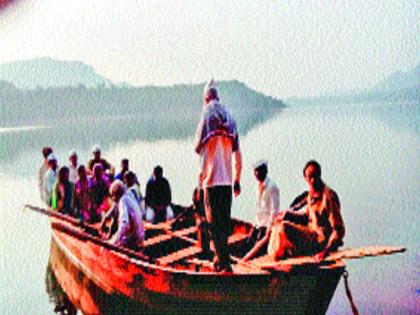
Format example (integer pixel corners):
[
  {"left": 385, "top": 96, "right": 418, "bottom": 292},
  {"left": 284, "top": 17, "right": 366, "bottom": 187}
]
[
  {"left": 25, "top": 204, "right": 151, "bottom": 263},
  {"left": 51, "top": 221, "right": 151, "bottom": 263}
]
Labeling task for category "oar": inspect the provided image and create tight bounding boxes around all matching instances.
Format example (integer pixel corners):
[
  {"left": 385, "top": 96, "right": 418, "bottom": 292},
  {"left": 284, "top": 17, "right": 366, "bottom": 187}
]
[
  {"left": 51, "top": 221, "right": 152, "bottom": 263},
  {"left": 254, "top": 246, "right": 407, "bottom": 269},
  {"left": 24, "top": 204, "right": 99, "bottom": 234}
]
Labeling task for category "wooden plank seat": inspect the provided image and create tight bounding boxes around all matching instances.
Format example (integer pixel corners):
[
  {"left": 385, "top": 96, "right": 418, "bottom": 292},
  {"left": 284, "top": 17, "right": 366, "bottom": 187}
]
[
  {"left": 158, "top": 245, "right": 203, "bottom": 266},
  {"left": 144, "top": 226, "right": 197, "bottom": 247},
  {"left": 159, "top": 233, "right": 250, "bottom": 266},
  {"left": 228, "top": 233, "right": 248, "bottom": 245}
]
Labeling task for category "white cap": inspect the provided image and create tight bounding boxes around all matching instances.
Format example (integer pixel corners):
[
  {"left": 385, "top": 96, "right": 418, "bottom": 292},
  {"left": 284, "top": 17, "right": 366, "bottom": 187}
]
[
  {"left": 68, "top": 150, "right": 77, "bottom": 157},
  {"left": 253, "top": 159, "right": 268, "bottom": 170},
  {"left": 47, "top": 153, "right": 58, "bottom": 162},
  {"left": 203, "top": 79, "right": 217, "bottom": 97},
  {"left": 92, "top": 145, "right": 101, "bottom": 153}
]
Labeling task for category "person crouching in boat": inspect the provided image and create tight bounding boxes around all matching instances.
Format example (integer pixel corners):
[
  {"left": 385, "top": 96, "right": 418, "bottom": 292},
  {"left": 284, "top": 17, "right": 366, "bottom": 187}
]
[
  {"left": 243, "top": 160, "right": 345, "bottom": 262},
  {"left": 51, "top": 166, "right": 76, "bottom": 217},
  {"left": 244, "top": 160, "right": 280, "bottom": 255},
  {"left": 105, "top": 180, "right": 145, "bottom": 250}
]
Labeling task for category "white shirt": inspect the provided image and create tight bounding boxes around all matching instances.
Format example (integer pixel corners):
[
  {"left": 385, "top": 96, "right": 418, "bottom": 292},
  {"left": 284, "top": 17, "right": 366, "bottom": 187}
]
[
  {"left": 112, "top": 192, "right": 145, "bottom": 247},
  {"left": 198, "top": 135, "right": 242, "bottom": 189},
  {"left": 69, "top": 164, "right": 79, "bottom": 183},
  {"left": 255, "top": 177, "right": 280, "bottom": 228},
  {"left": 43, "top": 168, "right": 57, "bottom": 205}
]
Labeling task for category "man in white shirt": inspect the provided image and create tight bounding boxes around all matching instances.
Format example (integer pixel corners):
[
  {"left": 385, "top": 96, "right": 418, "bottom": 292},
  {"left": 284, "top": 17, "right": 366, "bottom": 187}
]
[
  {"left": 68, "top": 150, "right": 79, "bottom": 183},
  {"left": 245, "top": 160, "right": 280, "bottom": 253},
  {"left": 107, "top": 180, "right": 144, "bottom": 250},
  {"left": 43, "top": 153, "right": 58, "bottom": 207},
  {"left": 194, "top": 79, "right": 242, "bottom": 272}
]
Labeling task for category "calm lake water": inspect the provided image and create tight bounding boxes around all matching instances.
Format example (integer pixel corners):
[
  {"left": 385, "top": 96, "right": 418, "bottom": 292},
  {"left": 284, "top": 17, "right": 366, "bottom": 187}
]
[{"left": 1, "top": 100, "right": 419, "bottom": 314}]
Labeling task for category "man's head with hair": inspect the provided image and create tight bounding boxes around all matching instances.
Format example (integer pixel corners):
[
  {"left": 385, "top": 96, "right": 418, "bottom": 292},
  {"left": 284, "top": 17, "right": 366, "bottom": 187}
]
[
  {"left": 121, "top": 158, "right": 129, "bottom": 170},
  {"left": 77, "top": 164, "right": 87, "bottom": 179},
  {"left": 253, "top": 160, "right": 268, "bottom": 183},
  {"left": 92, "top": 145, "right": 101, "bottom": 160},
  {"left": 303, "top": 160, "right": 323, "bottom": 192},
  {"left": 124, "top": 171, "right": 136, "bottom": 187},
  {"left": 58, "top": 166, "right": 70, "bottom": 184},
  {"left": 303, "top": 160, "right": 321, "bottom": 177},
  {"left": 69, "top": 150, "right": 78, "bottom": 166},
  {"left": 42, "top": 147, "right": 53, "bottom": 159},
  {"left": 153, "top": 165, "right": 163, "bottom": 179},
  {"left": 93, "top": 163, "right": 104, "bottom": 178},
  {"left": 110, "top": 180, "right": 126, "bottom": 202}
]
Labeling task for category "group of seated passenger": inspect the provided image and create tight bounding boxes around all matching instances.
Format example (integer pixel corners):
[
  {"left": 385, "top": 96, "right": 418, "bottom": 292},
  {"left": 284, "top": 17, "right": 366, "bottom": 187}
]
[{"left": 38, "top": 146, "right": 174, "bottom": 227}]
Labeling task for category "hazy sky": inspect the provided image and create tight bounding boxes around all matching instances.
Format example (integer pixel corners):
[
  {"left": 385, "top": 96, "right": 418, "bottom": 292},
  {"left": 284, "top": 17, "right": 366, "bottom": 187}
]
[{"left": 0, "top": 0, "right": 418, "bottom": 98}]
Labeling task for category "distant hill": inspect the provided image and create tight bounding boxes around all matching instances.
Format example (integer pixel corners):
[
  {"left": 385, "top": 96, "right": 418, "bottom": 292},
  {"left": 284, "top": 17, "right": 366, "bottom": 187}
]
[
  {"left": 0, "top": 79, "right": 283, "bottom": 159},
  {"left": 371, "top": 64, "right": 419, "bottom": 93},
  {"left": 0, "top": 57, "right": 113, "bottom": 89},
  {"left": 287, "top": 62, "right": 419, "bottom": 105}
]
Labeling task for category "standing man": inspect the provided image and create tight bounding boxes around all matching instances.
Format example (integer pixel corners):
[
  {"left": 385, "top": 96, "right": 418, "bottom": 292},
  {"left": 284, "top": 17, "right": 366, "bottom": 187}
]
[
  {"left": 194, "top": 79, "right": 242, "bottom": 272},
  {"left": 245, "top": 160, "right": 280, "bottom": 253}
]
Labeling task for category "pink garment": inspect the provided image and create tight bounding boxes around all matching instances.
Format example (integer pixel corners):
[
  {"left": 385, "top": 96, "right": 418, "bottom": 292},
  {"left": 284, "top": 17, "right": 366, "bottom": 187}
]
[{"left": 75, "top": 178, "right": 92, "bottom": 221}]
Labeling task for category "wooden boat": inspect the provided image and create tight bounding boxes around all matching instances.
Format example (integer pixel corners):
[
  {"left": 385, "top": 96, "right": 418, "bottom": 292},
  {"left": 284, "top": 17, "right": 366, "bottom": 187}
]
[{"left": 27, "top": 205, "right": 405, "bottom": 314}]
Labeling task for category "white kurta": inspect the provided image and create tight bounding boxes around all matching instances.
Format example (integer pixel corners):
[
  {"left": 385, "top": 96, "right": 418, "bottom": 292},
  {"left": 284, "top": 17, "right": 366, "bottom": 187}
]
[
  {"left": 112, "top": 192, "right": 145, "bottom": 247},
  {"left": 255, "top": 177, "right": 280, "bottom": 228},
  {"left": 43, "top": 169, "right": 57, "bottom": 205},
  {"left": 69, "top": 164, "right": 79, "bottom": 183}
]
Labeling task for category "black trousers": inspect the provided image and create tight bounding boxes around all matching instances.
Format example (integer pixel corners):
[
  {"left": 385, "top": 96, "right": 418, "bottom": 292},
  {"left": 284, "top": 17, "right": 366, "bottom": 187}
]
[{"left": 204, "top": 186, "right": 232, "bottom": 268}]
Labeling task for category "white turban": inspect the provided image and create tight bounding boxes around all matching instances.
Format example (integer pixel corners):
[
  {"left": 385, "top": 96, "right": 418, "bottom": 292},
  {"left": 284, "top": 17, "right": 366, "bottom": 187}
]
[
  {"left": 203, "top": 79, "right": 217, "bottom": 97},
  {"left": 92, "top": 145, "right": 101, "bottom": 153},
  {"left": 47, "top": 153, "right": 58, "bottom": 163}
]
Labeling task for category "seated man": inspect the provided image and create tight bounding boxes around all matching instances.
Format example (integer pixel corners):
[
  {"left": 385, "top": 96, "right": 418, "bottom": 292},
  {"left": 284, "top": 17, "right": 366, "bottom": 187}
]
[
  {"left": 145, "top": 165, "right": 174, "bottom": 223},
  {"left": 244, "top": 160, "right": 280, "bottom": 254},
  {"left": 104, "top": 180, "right": 145, "bottom": 250},
  {"left": 87, "top": 145, "right": 112, "bottom": 177},
  {"left": 124, "top": 171, "right": 142, "bottom": 204},
  {"left": 243, "top": 160, "right": 345, "bottom": 262},
  {"left": 115, "top": 158, "right": 129, "bottom": 181}
]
